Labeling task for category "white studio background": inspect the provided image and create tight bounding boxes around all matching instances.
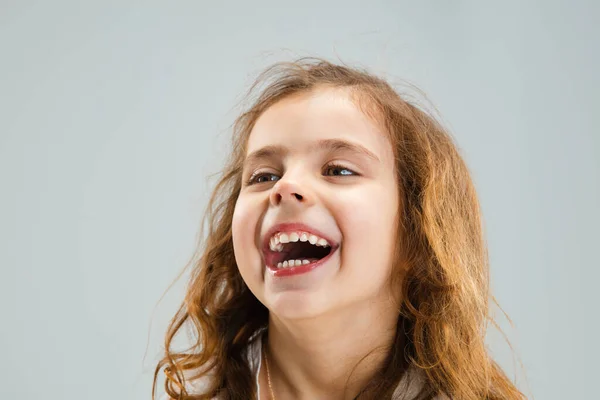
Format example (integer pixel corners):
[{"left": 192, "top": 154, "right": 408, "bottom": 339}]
[{"left": 0, "top": 1, "right": 597, "bottom": 399}]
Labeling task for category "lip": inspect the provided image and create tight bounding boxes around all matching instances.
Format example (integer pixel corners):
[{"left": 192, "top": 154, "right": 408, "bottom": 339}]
[
  {"left": 269, "top": 246, "right": 338, "bottom": 277},
  {"left": 261, "top": 222, "right": 340, "bottom": 278}
]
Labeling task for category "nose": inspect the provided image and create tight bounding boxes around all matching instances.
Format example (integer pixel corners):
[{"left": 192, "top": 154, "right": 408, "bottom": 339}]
[{"left": 269, "top": 175, "right": 312, "bottom": 208}]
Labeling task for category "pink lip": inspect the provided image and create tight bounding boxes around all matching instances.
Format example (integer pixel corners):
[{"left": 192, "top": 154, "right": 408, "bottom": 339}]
[
  {"left": 261, "top": 222, "right": 339, "bottom": 278},
  {"left": 269, "top": 247, "right": 338, "bottom": 277}
]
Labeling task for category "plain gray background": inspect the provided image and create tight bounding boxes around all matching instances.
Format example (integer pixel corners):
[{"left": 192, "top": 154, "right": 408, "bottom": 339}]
[{"left": 1, "top": 1, "right": 597, "bottom": 399}]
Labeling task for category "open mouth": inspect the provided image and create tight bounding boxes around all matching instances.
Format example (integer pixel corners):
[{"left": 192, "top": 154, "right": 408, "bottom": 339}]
[
  {"left": 262, "top": 227, "right": 339, "bottom": 275},
  {"left": 270, "top": 239, "right": 332, "bottom": 267}
]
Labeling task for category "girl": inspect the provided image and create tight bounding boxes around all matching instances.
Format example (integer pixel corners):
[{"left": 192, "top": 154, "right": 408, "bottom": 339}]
[{"left": 154, "top": 58, "right": 525, "bottom": 400}]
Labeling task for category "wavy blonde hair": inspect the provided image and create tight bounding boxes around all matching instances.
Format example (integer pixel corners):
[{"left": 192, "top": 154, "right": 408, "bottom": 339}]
[{"left": 153, "top": 58, "right": 525, "bottom": 400}]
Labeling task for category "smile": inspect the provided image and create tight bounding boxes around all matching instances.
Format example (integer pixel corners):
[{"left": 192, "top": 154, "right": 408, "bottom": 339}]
[{"left": 262, "top": 223, "right": 339, "bottom": 277}]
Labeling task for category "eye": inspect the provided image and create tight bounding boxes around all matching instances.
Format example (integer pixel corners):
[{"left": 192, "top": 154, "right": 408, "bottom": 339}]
[
  {"left": 323, "top": 164, "right": 356, "bottom": 177},
  {"left": 247, "top": 172, "right": 280, "bottom": 185}
]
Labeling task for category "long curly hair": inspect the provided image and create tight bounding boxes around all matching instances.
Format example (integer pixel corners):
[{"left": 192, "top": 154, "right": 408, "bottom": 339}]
[{"left": 153, "top": 58, "right": 526, "bottom": 400}]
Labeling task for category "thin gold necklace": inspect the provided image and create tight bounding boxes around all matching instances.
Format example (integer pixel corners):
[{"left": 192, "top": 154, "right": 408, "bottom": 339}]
[
  {"left": 263, "top": 343, "right": 276, "bottom": 400},
  {"left": 262, "top": 343, "right": 361, "bottom": 400}
]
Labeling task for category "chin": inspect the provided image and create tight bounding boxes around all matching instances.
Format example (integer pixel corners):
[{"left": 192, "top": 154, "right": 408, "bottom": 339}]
[{"left": 266, "top": 291, "right": 333, "bottom": 321}]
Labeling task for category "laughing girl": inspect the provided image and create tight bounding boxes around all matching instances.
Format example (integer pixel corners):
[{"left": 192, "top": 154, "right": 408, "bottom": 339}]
[{"left": 154, "top": 58, "right": 525, "bottom": 400}]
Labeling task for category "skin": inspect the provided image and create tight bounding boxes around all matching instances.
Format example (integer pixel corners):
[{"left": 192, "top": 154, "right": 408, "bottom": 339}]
[{"left": 231, "top": 87, "right": 401, "bottom": 400}]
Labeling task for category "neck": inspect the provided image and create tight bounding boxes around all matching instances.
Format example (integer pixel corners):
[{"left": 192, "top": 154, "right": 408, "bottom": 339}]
[{"left": 264, "top": 299, "right": 400, "bottom": 400}]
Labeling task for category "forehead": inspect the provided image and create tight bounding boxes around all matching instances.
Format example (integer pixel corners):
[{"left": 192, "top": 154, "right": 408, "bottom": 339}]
[{"left": 246, "top": 88, "right": 392, "bottom": 161}]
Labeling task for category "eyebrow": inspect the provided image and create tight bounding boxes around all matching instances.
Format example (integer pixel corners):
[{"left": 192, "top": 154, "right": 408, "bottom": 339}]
[
  {"left": 243, "top": 145, "right": 288, "bottom": 170},
  {"left": 316, "top": 138, "right": 380, "bottom": 162},
  {"left": 243, "top": 138, "right": 380, "bottom": 168}
]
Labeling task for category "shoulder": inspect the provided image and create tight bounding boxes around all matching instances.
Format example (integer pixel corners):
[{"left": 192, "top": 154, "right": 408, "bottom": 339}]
[
  {"left": 157, "top": 330, "right": 265, "bottom": 400},
  {"left": 246, "top": 328, "right": 265, "bottom": 370},
  {"left": 393, "top": 366, "right": 450, "bottom": 400}
]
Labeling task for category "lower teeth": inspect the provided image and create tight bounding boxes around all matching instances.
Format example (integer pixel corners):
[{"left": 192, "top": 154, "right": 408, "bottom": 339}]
[{"left": 277, "top": 259, "right": 311, "bottom": 268}]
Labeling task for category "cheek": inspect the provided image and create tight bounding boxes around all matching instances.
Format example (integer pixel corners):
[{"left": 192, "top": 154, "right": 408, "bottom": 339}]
[
  {"left": 231, "top": 196, "right": 264, "bottom": 285},
  {"left": 336, "top": 183, "right": 399, "bottom": 279},
  {"left": 232, "top": 198, "right": 256, "bottom": 258}
]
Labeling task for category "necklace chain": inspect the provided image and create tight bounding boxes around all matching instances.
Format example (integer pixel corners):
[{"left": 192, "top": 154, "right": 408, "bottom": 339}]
[
  {"left": 263, "top": 344, "right": 276, "bottom": 400},
  {"left": 262, "top": 341, "right": 362, "bottom": 400}
]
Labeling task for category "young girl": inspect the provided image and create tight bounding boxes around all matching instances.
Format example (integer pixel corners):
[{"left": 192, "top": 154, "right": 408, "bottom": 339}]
[{"left": 154, "top": 58, "right": 525, "bottom": 400}]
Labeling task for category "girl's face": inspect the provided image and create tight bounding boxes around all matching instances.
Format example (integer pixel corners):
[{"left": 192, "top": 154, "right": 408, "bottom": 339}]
[{"left": 232, "top": 88, "right": 400, "bottom": 319}]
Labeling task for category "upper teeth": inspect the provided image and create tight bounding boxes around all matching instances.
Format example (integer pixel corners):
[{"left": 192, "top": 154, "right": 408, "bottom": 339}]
[{"left": 269, "top": 231, "right": 330, "bottom": 252}]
